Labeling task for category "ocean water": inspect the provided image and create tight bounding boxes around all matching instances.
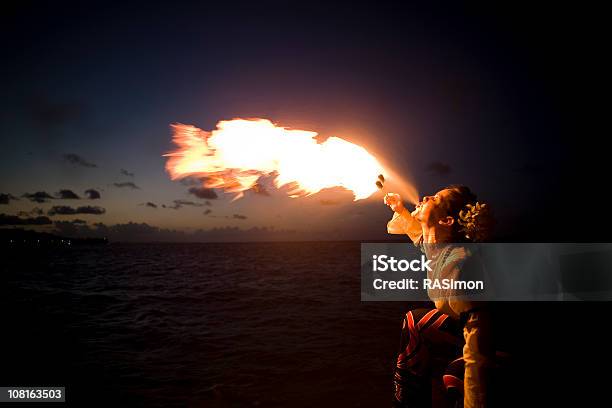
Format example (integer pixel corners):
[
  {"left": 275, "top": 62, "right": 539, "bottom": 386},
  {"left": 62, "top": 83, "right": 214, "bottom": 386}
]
[{"left": 2, "top": 242, "right": 413, "bottom": 407}]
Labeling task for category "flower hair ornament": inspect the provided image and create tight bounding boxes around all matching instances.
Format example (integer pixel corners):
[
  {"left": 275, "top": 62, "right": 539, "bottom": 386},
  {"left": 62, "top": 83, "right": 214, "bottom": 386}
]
[{"left": 457, "top": 202, "right": 494, "bottom": 242}]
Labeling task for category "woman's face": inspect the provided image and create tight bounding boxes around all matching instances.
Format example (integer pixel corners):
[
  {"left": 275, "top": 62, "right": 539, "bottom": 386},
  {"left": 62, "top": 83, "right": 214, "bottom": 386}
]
[{"left": 411, "top": 188, "right": 454, "bottom": 225}]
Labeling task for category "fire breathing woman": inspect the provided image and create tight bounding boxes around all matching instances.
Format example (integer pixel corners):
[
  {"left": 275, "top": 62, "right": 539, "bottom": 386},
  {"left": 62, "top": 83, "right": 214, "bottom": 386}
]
[{"left": 384, "top": 185, "right": 494, "bottom": 408}]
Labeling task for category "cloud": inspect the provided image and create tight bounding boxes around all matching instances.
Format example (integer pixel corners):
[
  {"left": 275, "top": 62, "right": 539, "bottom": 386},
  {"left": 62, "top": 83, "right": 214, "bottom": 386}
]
[
  {"left": 53, "top": 220, "right": 89, "bottom": 236},
  {"left": 177, "top": 199, "right": 203, "bottom": 206},
  {"left": 86, "top": 222, "right": 182, "bottom": 242},
  {"left": 84, "top": 189, "right": 101, "bottom": 199},
  {"left": 39, "top": 215, "right": 392, "bottom": 242},
  {"left": 188, "top": 187, "right": 218, "bottom": 199},
  {"left": 23, "top": 191, "right": 54, "bottom": 203},
  {"left": 0, "top": 193, "right": 19, "bottom": 204},
  {"left": 120, "top": 168, "right": 134, "bottom": 177},
  {"left": 179, "top": 176, "right": 207, "bottom": 187},
  {"left": 47, "top": 205, "right": 106, "bottom": 216},
  {"left": 162, "top": 199, "right": 204, "bottom": 210},
  {"left": 210, "top": 213, "right": 247, "bottom": 220},
  {"left": 63, "top": 153, "right": 97, "bottom": 168},
  {"left": 113, "top": 182, "right": 140, "bottom": 189},
  {"left": 50, "top": 221, "right": 299, "bottom": 242},
  {"left": 426, "top": 161, "right": 452, "bottom": 176},
  {"left": 0, "top": 213, "right": 53, "bottom": 225},
  {"left": 55, "top": 189, "right": 80, "bottom": 199},
  {"left": 18, "top": 207, "right": 44, "bottom": 217},
  {"left": 145, "top": 202, "right": 157, "bottom": 209}
]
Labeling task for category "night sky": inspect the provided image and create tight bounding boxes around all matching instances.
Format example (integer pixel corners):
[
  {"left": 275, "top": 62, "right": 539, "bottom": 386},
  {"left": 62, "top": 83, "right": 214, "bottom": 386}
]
[{"left": 1, "top": 2, "right": 605, "bottom": 241}]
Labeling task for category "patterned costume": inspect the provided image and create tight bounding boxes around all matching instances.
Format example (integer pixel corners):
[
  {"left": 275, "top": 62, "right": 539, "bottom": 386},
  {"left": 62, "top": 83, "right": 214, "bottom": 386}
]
[{"left": 388, "top": 207, "right": 494, "bottom": 408}]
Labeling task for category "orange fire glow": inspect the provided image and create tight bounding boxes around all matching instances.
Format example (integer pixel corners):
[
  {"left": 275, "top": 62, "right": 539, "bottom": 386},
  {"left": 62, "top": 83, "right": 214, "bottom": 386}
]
[{"left": 164, "top": 118, "right": 386, "bottom": 200}]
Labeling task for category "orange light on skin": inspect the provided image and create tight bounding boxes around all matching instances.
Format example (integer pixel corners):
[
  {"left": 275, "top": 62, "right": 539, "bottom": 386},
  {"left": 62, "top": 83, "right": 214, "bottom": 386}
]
[{"left": 164, "top": 118, "right": 386, "bottom": 201}]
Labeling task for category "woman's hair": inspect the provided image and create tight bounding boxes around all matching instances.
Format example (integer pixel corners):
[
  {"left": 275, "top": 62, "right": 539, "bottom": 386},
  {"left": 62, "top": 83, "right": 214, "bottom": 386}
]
[{"left": 440, "top": 185, "right": 494, "bottom": 242}]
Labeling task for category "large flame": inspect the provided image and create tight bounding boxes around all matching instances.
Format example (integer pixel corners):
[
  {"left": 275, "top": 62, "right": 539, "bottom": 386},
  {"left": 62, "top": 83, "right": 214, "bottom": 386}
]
[{"left": 164, "top": 118, "right": 385, "bottom": 200}]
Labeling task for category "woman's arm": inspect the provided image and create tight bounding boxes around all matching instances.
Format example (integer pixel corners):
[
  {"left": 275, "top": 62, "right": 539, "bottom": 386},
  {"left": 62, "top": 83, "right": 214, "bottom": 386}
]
[
  {"left": 462, "top": 308, "right": 492, "bottom": 408},
  {"left": 384, "top": 193, "right": 422, "bottom": 244}
]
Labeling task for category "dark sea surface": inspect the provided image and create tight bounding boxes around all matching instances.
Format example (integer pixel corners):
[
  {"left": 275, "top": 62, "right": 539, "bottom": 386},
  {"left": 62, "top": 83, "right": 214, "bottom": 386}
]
[{"left": 2, "top": 242, "right": 414, "bottom": 407}]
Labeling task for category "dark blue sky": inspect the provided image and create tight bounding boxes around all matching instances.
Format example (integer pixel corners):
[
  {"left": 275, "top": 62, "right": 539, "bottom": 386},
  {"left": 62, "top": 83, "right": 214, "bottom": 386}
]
[{"left": 0, "top": 2, "right": 604, "bottom": 241}]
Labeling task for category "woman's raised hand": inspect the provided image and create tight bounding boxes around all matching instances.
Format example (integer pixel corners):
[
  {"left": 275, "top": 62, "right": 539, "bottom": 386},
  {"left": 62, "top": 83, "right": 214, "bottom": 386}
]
[{"left": 384, "top": 193, "right": 404, "bottom": 213}]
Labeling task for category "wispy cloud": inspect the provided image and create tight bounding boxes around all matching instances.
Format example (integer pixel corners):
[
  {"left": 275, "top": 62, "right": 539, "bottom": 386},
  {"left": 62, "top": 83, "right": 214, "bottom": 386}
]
[
  {"left": 162, "top": 199, "right": 204, "bottom": 210},
  {"left": 18, "top": 208, "right": 44, "bottom": 217},
  {"left": 63, "top": 153, "right": 97, "bottom": 168},
  {"left": 113, "top": 182, "right": 140, "bottom": 189},
  {"left": 0, "top": 213, "right": 52, "bottom": 225},
  {"left": 22, "top": 191, "right": 54, "bottom": 203},
  {"left": 48, "top": 205, "right": 106, "bottom": 216},
  {"left": 0, "top": 193, "right": 19, "bottom": 204},
  {"left": 120, "top": 168, "right": 134, "bottom": 177}
]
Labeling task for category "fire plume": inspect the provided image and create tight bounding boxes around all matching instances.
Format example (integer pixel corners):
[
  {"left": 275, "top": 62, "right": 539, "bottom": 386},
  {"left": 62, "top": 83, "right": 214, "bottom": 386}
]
[{"left": 164, "top": 119, "right": 385, "bottom": 200}]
